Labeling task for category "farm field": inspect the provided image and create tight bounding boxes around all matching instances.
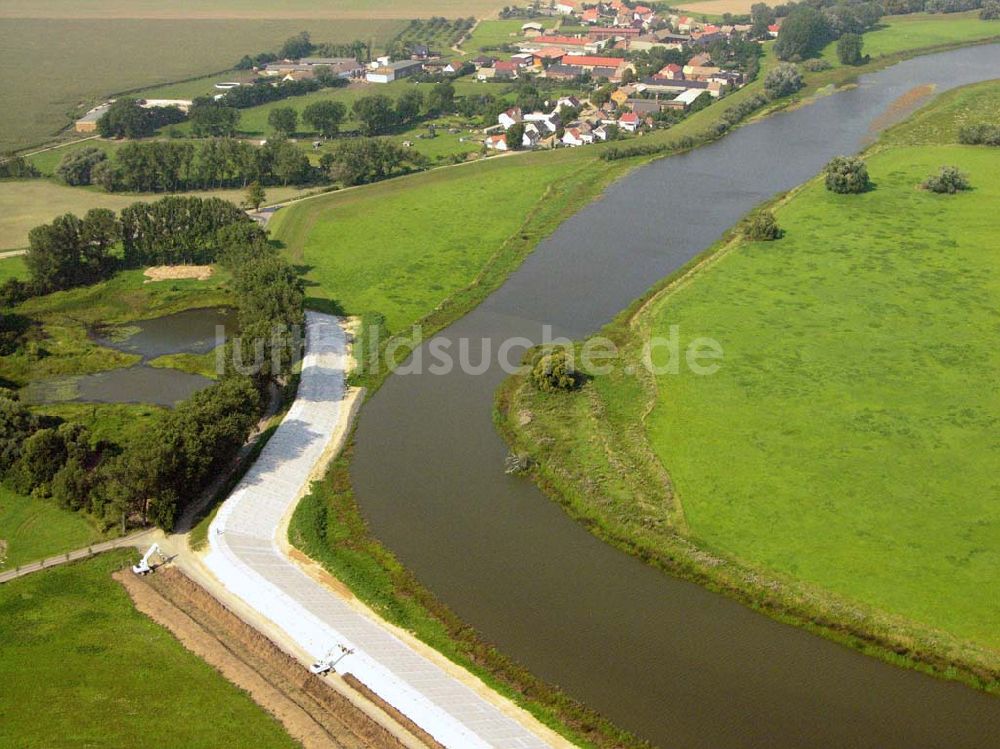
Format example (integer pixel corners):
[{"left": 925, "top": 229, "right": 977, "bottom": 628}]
[
  {"left": 0, "top": 486, "right": 102, "bottom": 570},
  {"left": 272, "top": 150, "right": 598, "bottom": 334},
  {"left": 0, "top": 552, "right": 298, "bottom": 749},
  {"left": 460, "top": 18, "right": 534, "bottom": 53},
  {"left": 0, "top": 180, "right": 309, "bottom": 251},
  {"left": 0, "top": 0, "right": 504, "bottom": 20},
  {"left": 0, "top": 18, "right": 403, "bottom": 151},
  {"left": 507, "top": 80, "right": 1000, "bottom": 655},
  {"left": 673, "top": 0, "right": 756, "bottom": 15}
]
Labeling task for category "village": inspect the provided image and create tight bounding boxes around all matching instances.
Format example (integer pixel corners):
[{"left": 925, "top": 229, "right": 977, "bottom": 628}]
[{"left": 71, "top": 1, "right": 766, "bottom": 151}]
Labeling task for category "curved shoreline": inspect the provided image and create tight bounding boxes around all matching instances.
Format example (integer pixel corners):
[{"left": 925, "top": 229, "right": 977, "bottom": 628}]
[
  {"left": 349, "top": 44, "right": 1000, "bottom": 748},
  {"left": 202, "top": 312, "right": 559, "bottom": 749}
]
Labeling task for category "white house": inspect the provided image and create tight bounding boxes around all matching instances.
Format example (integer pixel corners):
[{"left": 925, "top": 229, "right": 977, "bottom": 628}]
[
  {"left": 524, "top": 111, "right": 560, "bottom": 132},
  {"left": 498, "top": 106, "right": 523, "bottom": 129},
  {"left": 522, "top": 122, "right": 543, "bottom": 148},
  {"left": 555, "top": 1, "right": 577, "bottom": 14},
  {"left": 618, "top": 111, "right": 640, "bottom": 132},
  {"left": 562, "top": 127, "right": 586, "bottom": 146}
]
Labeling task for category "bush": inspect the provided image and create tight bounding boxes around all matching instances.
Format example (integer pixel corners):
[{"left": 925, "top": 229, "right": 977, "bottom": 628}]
[
  {"left": 0, "top": 153, "right": 40, "bottom": 179},
  {"left": 958, "top": 123, "right": 1000, "bottom": 145},
  {"left": 922, "top": 165, "right": 970, "bottom": 193},
  {"left": 802, "top": 58, "right": 832, "bottom": 72},
  {"left": 824, "top": 156, "right": 871, "bottom": 193},
  {"left": 764, "top": 63, "right": 804, "bottom": 99},
  {"left": 530, "top": 350, "right": 582, "bottom": 393},
  {"left": 982, "top": 1, "right": 1000, "bottom": 18},
  {"left": 743, "top": 210, "right": 782, "bottom": 240},
  {"left": 55, "top": 147, "right": 107, "bottom": 186},
  {"left": 837, "top": 33, "right": 865, "bottom": 66}
]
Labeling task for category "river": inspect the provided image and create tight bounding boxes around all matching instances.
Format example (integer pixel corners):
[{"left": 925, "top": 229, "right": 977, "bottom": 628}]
[{"left": 352, "top": 45, "right": 1000, "bottom": 748}]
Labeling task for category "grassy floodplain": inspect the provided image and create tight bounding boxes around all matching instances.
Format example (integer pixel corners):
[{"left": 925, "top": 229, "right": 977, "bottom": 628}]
[
  {"left": 500, "top": 79, "right": 1000, "bottom": 686},
  {"left": 0, "top": 551, "right": 297, "bottom": 748},
  {"left": 0, "top": 18, "right": 403, "bottom": 151},
  {"left": 0, "top": 486, "right": 102, "bottom": 569},
  {"left": 272, "top": 150, "right": 601, "bottom": 335}
]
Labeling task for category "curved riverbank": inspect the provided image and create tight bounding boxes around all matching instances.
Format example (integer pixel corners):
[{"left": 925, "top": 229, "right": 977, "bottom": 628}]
[{"left": 350, "top": 44, "right": 1000, "bottom": 748}]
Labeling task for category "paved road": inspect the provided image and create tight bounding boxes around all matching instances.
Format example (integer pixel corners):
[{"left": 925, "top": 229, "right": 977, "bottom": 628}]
[
  {"left": 205, "top": 312, "right": 552, "bottom": 749},
  {"left": 0, "top": 530, "right": 153, "bottom": 584}
]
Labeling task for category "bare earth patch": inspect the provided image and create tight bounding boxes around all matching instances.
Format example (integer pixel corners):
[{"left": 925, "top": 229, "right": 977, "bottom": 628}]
[
  {"left": 144, "top": 265, "right": 214, "bottom": 283},
  {"left": 674, "top": 0, "right": 757, "bottom": 14},
  {"left": 116, "top": 566, "right": 414, "bottom": 749}
]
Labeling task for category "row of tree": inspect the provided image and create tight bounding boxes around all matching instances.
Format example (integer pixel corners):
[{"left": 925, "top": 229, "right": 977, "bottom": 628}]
[
  {"left": 235, "top": 32, "right": 371, "bottom": 69},
  {"left": 98, "top": 98, "right": 188, "bottom": 139},
  {"left": 58, "top": 139, "right": 314, "bottom": 193},
  {"left": 21, "top": 196, "right": 251, "bottom": 295}
]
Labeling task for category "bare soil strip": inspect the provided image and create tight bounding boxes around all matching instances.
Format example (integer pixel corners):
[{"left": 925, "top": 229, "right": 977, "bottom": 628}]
[
  {"left": 116, "top": 566, "right": 419, "bottom": 749},
  {"left": 144, "top": 265, "right": 214, "bottom": 283}
]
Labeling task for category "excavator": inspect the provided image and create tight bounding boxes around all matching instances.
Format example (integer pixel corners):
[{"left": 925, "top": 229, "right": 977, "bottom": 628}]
[
  {"left": 132, "top": 543, "right": 166, "bottom": 575},
  {"left": 309, "top": 643, "right": 355, "bottom": 676}
]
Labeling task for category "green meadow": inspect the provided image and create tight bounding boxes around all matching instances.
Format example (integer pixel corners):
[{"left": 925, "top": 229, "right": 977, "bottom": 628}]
[
  {"left": 272, "top": 150, "right": 601, "bottom": 335},
  {"left": 0, "top": 552, "right": 297, "bottom": 749},
  {"left": 0, "top": 486, "right": 102, "bottom": 570},
  {"left": 503, "top": 81, "right": 1000, "bottom": 667},
  {"left": 460, "top": 19, "right": 532, "bottom": 53}
]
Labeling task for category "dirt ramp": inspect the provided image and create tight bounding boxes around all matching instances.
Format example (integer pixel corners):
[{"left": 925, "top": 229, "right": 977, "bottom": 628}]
[{"left": 116, "top": 567, "right": 416, "bottom": 749}]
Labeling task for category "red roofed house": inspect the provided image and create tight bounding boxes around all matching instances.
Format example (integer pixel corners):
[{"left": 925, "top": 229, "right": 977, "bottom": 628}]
[
  {"left": 561, "top": 55, "right": 627, "bottom": 71},
  {"left": 659, "top": 63, "right": 684, "bottom": 79},
  {"left": 618, "top": 111, "right": 640, "bottom": 132},
  {"left": 768, "top": 23, "right": 781, "bottom": 37},
  {"left": 494, "top": 60, "right": 520, "bottom": 78},
  {"left": 485, "top": 134, "right": 508, "bottom": 151},
  {"left": 582, "top": 8, "right": 600, "bottom": 23}
]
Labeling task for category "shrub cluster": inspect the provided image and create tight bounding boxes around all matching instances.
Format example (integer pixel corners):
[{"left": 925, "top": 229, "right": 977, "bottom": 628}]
[
  {"left": 742, "top": 210, "right": 782, "bottom": 241},
  {"left": 824, "top": 156, "right": 871, "bottom": 193},
  {"left": 530, "top": 350, "right": 583, "bottom": 393},
  {"left": 922, "top": 165, "right": 971, "bottom": 193},
  {"left": 0, "top": 153, "right": 40, "bottom": 179},
  {"left": 958, "top": 123, "right": 1000, "bottom": 145},
  {"left": 764, "top": 63, "right": 804, "bottom": 99}
]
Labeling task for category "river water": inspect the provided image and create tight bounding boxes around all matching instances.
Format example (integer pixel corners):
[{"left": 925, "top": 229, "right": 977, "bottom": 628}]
[{"left": 352, "top": 46, "right": 1000, "bottom": 748}]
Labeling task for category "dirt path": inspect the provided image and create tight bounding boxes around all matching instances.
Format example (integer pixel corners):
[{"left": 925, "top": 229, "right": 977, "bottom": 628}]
[
  {"left": 117, "top": 566, "right": 417, "bottom": 749},
  {"left": 0, "top": 529, "right": 154, "bottom": 584}
]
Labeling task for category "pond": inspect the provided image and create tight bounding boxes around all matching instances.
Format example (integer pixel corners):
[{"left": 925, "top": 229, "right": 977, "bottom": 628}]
[{"left": 25, "top": 307, "right": 236, "bottom": 408}]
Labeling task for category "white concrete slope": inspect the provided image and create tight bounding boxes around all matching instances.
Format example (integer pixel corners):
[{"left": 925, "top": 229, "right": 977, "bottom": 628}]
[{"left": 206, "top": 312, "right": 551, "bottom": 749}]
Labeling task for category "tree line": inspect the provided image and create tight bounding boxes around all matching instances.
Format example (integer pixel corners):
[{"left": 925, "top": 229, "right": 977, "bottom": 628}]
[
  {"left": 15, "top": 196, "right": 252, "bottom": 297},
  {"left": 57, "top": 139, "right": 314, "bottom": 193}
]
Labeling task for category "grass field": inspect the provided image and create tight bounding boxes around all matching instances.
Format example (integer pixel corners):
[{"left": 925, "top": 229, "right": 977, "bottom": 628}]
[
  {"left": 0, "top": 0, "right": 504, "bottom": 20},
  {"left": 503, "top": 81, "right": 1000, "bottom": 666},
  {"left": 0, "top": 486, "right": 103, "bottom": 570},
  {"left": 272, "top": 151, "right": 594, "bottom": 334},
  {"left": 0, "top": 180, "right": 309, "bottom": 250},
  {"left": 0, "top": 18, "right": 403, "bottom": 151},
  {"left": 0, "top": 255, "right": 27, "bottom": 282},
  {"left": 821, "top": 12, "right": 1000, "bottom": 63},
  {"left": 460, "top": 19, "right": 532, "bottom": 53},
  {"left": 0, "top": 551, "right": 297, "bottom": 748}
]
